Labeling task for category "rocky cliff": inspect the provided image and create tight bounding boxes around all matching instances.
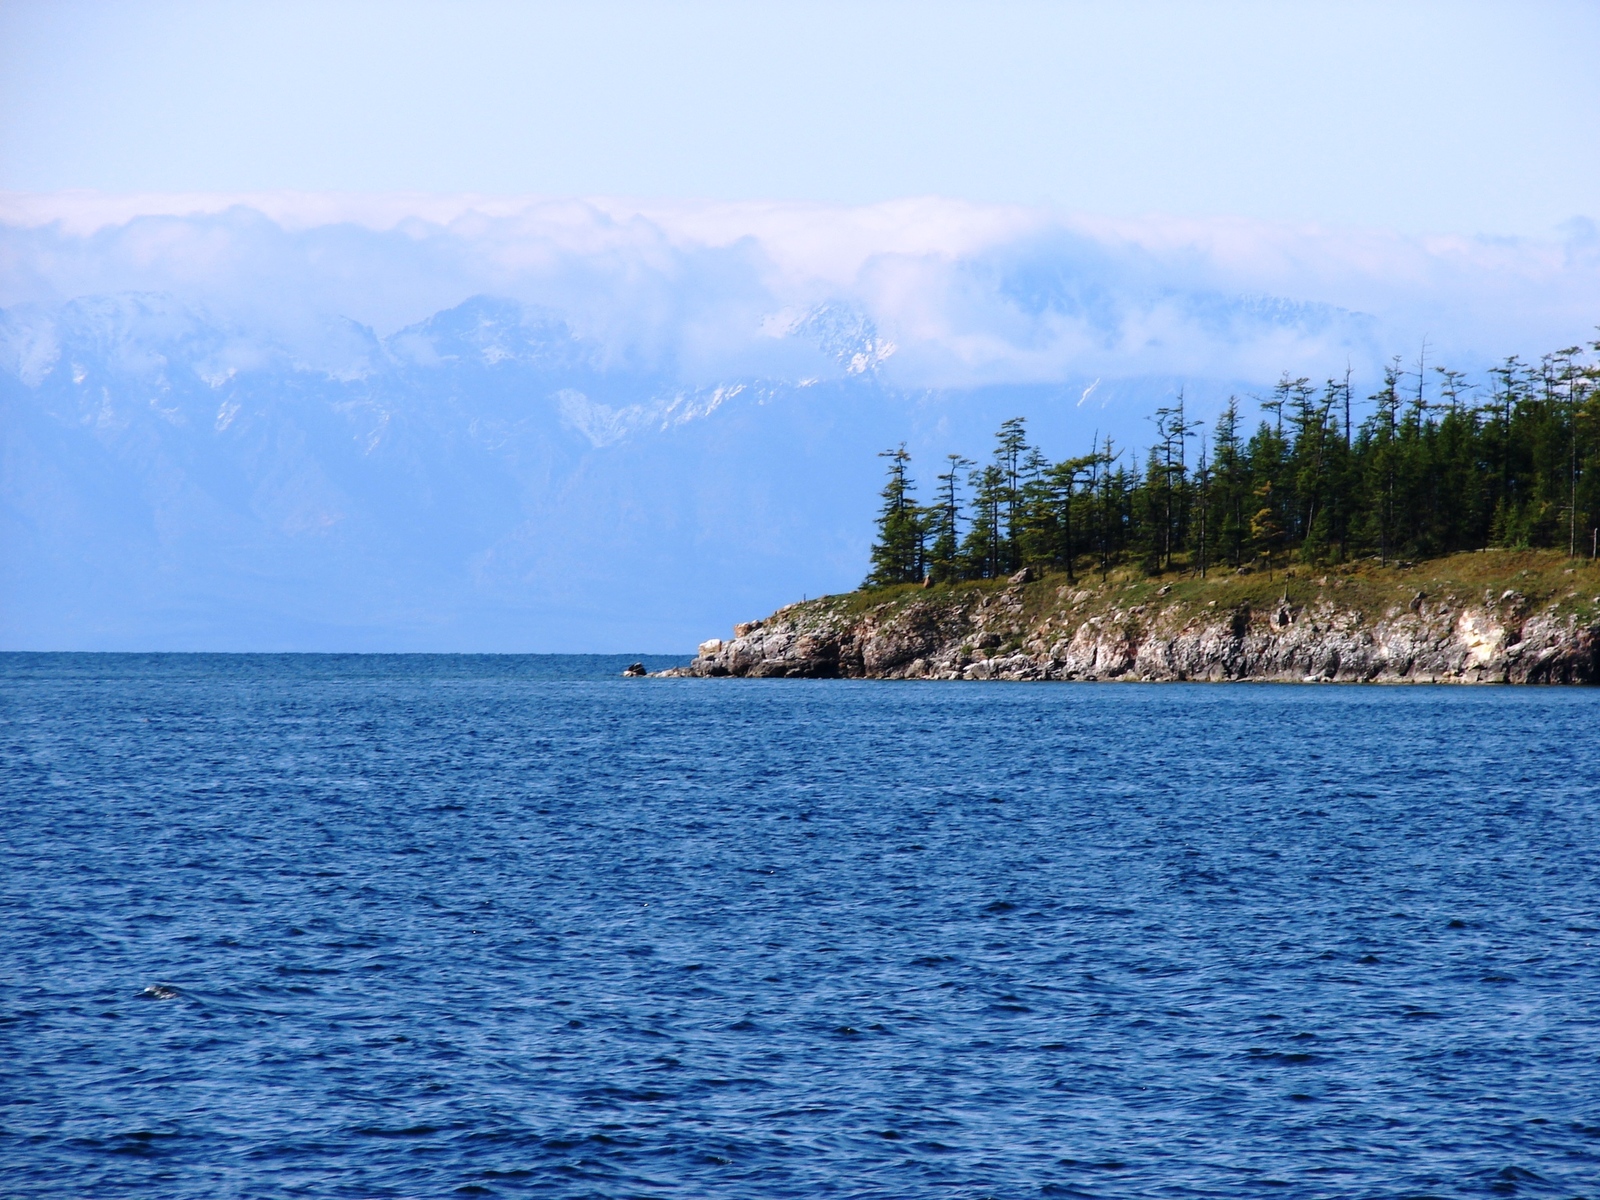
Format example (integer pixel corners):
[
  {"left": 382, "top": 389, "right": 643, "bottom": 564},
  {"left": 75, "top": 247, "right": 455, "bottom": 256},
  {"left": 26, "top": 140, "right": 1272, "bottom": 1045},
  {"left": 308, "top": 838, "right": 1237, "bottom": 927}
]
[{"left": 663, "top": 552, "right": 1600, "bottom": 684}]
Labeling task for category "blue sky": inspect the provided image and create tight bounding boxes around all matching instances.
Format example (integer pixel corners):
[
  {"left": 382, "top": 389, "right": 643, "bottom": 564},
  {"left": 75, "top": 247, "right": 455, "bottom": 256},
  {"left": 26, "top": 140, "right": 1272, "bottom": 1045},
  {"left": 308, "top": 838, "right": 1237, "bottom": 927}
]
[
  {"left": 3, "top": 0, "right": 1597, "bottom": 237},
  {"left": 3, "top": 0, "right": 1597, "bottom": 378}
]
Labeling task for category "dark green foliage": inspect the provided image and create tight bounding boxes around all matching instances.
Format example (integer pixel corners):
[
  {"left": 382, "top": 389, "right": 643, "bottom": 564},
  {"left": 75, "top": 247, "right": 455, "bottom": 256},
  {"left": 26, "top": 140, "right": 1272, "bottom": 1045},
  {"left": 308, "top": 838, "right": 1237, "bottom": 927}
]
[
  {"left": 863, "top": 445, "right": 925, "bottom": 587},
  {"left": 863, "top": 338, "right": 1600, "bottom": 587},
  {"left": 925, "top": 454, "right": 973, "bottom": 583},
  {"left": 960, "top": 462, "right": 1006, "bottom": 580}
]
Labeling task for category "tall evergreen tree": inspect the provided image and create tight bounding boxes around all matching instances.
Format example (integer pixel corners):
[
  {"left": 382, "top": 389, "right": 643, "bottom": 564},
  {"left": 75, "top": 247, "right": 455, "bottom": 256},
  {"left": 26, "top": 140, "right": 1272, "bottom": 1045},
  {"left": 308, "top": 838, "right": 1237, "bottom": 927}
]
[
  {"left": 993, "top": 417, "right": 1031, "bottom": 574},
  {"left": 927, "top": 454, "right": 973, "bottom": 582},
  {"left": 961, "top": 463, "right": 1006, "bottom": 579},
  {"left": 864, "top": 445, "right": 925, "bottom": 587},
  {"left": 857, "top": 337, "right": 1600, "bottom": 590}
]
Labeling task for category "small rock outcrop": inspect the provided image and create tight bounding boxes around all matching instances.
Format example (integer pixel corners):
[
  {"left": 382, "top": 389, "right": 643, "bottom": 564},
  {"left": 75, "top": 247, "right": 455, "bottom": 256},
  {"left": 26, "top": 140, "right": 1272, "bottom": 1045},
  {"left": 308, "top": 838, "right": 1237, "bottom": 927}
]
[{"left": 661, "top": 556, "right": 1600, "bottom": 684}]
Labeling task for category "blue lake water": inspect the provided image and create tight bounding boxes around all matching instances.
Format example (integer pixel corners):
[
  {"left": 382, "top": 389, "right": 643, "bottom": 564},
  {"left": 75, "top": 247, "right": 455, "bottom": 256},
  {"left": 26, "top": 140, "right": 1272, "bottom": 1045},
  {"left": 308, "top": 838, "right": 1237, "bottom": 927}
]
[{"left": 2, "top": 653, "right": 1598, "bottom": 1198}]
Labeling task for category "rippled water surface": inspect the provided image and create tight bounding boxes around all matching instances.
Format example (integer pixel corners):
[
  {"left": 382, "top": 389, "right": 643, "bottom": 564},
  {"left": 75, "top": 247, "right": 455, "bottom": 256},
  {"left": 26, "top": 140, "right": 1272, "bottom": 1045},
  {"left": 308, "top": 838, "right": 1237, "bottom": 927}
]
[{"left": 3, "top": 653, "right": 1599, "bottom": 1198}]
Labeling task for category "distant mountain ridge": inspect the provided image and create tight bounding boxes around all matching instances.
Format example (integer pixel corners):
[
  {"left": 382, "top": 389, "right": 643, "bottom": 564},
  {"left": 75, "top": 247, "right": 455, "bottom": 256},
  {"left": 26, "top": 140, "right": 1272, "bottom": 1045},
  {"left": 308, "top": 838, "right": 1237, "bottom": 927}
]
[{"left": 0, "top": 290, "right": 1404, "bottom": 651}]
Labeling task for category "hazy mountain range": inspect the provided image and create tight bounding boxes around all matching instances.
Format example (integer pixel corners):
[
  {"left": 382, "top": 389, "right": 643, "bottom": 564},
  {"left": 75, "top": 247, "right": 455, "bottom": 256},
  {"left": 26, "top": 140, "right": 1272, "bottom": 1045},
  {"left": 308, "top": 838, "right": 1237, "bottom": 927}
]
[
  {"left": 2, "top": 197, "right": 1595, "bottom": 650},
  {"left": 1, "top": 291, "right": 1263, "bottom": 650}
]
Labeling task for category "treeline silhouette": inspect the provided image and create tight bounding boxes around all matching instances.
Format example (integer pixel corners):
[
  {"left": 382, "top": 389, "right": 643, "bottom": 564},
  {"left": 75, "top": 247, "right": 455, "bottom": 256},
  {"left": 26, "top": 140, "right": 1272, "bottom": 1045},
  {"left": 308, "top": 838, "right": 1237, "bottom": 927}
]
[{"left": 866, "top": 341, "right": 1600, "bottom": 587}]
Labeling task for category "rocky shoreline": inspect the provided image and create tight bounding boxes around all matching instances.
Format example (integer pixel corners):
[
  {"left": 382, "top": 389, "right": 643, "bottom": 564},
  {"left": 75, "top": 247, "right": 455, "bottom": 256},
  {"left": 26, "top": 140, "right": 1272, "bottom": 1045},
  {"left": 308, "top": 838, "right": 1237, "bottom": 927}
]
[{"left": 661, "top": 556, "right": 1600, "bottom": 684}]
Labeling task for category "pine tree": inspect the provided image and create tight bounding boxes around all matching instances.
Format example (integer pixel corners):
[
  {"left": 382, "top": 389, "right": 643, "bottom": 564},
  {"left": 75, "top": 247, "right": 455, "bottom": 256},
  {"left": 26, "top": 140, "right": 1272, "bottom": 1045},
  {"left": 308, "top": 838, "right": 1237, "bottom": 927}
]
[
  {"left": 864, "top": 445, "right": 925, "bottom": 587},
  {"left": 858, "top": 337, "right": 1600, "bottom": 586},
  {"left": 1045, "top": 453, "right": 1099, "bottom": 583},
  {"left": 961, "top": 463, "right": 1006, "bottom": 579},
  {"left": 1016, "top": 447, "right": 1056, "bottom": 569},
  {"left": 993, "top": 417, "right": 1031, "bottom": 575},
  {"left": 1211, "top": 398, "right": 1247, "bottom": 567},
  {"left": 927, "top": 454, "right": 973, "bottom": 582}
]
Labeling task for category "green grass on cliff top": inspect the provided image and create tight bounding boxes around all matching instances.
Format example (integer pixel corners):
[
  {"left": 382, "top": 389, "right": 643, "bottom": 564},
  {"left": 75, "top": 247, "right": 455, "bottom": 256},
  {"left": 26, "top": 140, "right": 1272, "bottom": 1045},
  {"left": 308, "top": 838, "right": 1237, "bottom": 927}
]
[{"left": 803, "top": 550, "right": 1600, "bottom": 629}]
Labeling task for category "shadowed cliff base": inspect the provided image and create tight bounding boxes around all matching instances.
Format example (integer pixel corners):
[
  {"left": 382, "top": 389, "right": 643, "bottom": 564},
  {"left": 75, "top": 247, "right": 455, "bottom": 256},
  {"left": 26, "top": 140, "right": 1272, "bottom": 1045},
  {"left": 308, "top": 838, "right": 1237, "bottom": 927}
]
[{"left": 664, "top": 550, "right": 1600, "bottom": 684}]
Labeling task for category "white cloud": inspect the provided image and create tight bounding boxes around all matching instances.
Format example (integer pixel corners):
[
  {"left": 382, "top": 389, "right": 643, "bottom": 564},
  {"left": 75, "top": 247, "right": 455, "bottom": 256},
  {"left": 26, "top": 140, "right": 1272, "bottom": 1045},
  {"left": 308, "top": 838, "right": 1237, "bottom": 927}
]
[{"left": 2, "top": 192, "right": 1596, "bottom": 393}]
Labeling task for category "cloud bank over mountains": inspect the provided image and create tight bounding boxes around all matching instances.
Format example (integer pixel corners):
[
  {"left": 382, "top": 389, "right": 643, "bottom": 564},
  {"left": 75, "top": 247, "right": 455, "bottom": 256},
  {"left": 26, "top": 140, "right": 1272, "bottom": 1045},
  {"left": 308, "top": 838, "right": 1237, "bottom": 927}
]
[
  {"left": 3, "top": 194, "right": 1597, "bottom": 650},
  {"left": 7, "top": 193, "right": 1597, "bottom": 388}
]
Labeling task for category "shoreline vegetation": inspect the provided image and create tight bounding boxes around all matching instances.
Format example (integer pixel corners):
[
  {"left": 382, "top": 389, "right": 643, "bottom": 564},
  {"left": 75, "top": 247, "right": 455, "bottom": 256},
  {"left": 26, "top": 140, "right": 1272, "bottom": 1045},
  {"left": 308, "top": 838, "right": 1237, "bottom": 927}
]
[
  {"left": 668, "top": 340, "right": 1600, "bottom": 683},
  {"left": 867, "top": 341, "right": 1600, "bottom": 589}
]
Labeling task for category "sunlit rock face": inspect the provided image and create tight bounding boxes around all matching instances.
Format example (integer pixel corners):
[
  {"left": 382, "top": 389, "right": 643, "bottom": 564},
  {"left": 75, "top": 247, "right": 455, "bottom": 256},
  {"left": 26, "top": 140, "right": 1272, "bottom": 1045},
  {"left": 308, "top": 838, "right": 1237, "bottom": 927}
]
[{"left": 668, "top": 574, "right": 1600, "bottom": 685}]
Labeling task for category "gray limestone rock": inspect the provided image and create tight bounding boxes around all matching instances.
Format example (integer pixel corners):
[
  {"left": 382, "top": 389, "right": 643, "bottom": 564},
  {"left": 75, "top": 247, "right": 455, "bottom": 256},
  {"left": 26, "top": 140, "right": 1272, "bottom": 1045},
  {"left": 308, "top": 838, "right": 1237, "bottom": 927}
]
[{"left": 660, "top": 583, "right": 1599, "bottom": 684}]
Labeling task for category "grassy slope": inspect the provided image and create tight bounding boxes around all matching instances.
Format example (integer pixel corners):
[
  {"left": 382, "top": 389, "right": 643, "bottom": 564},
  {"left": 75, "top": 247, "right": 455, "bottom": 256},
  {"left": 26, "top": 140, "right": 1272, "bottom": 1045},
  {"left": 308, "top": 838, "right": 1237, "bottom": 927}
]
[{"left": 807, "top": 550, "right": 1600, "bottom": 637}]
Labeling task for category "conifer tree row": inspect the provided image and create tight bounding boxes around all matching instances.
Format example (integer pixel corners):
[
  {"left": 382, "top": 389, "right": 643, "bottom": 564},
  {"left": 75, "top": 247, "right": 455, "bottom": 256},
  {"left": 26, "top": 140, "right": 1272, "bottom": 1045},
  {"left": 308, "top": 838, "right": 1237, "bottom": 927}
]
[{"left": 863, "top": 339, "right": 1600, "bottom": 587}]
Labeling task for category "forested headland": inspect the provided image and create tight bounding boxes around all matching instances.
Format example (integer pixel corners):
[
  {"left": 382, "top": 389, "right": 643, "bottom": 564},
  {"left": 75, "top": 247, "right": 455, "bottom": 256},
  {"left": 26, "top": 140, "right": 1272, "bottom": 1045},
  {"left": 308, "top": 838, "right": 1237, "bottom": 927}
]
[{"left": 865, "top": 340, "right": 1600, "bottom": 588}]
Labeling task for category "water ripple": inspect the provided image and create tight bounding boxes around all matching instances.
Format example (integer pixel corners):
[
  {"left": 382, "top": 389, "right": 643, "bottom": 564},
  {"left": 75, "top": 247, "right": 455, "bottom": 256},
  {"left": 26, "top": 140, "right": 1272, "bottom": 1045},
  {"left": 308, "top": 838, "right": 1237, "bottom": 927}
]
[{"left": 1, "top": 654, "right": 1597, "bottom": 1197}]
